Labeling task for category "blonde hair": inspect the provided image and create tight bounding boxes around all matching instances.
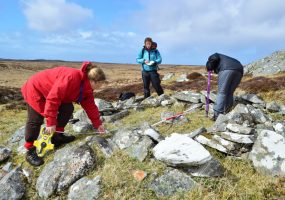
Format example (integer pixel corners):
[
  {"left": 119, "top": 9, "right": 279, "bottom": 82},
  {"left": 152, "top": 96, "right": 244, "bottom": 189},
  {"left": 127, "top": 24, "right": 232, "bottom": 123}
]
[{"left": 86, "top": 63, "right": 106, "bottom": 82}]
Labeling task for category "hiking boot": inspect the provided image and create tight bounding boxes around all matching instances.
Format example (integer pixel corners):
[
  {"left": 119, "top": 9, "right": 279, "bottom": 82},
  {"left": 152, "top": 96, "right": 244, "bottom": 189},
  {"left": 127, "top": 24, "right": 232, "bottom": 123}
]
[
  {"left": 51, "top": 133, "right": 75, "bottom": 147},
  {"left": 26, "top": 147, "right": 44, "bottom": 166}
]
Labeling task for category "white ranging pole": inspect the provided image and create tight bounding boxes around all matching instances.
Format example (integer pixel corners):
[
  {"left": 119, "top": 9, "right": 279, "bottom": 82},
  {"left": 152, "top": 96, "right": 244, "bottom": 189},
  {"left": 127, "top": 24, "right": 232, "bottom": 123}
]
[{"left": 151, "top": 104, "right": 202, "bottom": 127}]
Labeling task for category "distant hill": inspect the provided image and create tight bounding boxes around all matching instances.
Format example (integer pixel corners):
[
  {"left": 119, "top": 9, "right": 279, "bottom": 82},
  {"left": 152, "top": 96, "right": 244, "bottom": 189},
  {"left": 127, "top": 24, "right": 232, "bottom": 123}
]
[{"left": 245, "top": 50, "right": 285, "bottom": 77}]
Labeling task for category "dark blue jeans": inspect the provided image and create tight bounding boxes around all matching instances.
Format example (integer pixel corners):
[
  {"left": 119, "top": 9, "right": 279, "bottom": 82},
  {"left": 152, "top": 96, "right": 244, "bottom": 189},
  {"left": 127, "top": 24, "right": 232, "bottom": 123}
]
[
  {"left": 142, "top": 71, "right": 164, "bottom": 98},
  {"left": 214, "top": 70, "right": 243, "bottom": 117}
]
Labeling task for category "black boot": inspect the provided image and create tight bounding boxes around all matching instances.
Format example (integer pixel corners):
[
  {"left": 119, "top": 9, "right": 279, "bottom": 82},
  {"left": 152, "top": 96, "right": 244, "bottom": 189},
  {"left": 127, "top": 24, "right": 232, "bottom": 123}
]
[
  {"left": 26, "top": 147, "right": 44, "bottom": 166},
  {"left": 51, "top": 133, "right": 75, "bottom": 147}
]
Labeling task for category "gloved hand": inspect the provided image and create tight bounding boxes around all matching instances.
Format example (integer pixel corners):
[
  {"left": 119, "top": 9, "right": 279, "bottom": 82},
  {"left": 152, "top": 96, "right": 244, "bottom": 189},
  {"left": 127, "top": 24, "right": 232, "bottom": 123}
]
[{"left": 97, "top": 125, "right": 106, "bottom": 134}]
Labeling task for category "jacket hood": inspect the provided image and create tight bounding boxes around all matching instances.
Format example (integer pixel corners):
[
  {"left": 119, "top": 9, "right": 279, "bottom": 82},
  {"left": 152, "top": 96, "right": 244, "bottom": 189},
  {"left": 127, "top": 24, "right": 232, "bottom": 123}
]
[{"left": 80, "top": 61, "right": 91, "bottom": 79}]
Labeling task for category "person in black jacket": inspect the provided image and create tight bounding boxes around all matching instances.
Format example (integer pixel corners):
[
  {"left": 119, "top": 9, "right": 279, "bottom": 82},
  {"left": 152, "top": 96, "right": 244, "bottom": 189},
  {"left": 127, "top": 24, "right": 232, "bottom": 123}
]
[{"left": 206, "top": 53, "right": 244, "bottom": 120}]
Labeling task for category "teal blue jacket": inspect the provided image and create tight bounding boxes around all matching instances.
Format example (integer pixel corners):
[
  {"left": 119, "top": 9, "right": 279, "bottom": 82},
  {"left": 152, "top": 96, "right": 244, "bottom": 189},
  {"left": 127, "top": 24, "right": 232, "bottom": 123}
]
[{"left": 136, "top": 48, "right": 162, "bottom": 71}]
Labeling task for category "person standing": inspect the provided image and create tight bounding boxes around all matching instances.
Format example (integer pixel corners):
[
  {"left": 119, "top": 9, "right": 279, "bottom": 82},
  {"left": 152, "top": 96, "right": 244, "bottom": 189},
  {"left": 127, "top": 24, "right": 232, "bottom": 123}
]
[
  {"left": 136, "top": 37, "right": 164, "bottom": 98},
  {"left": 206, "top": 53, "right": 244, "bottom": 120}
]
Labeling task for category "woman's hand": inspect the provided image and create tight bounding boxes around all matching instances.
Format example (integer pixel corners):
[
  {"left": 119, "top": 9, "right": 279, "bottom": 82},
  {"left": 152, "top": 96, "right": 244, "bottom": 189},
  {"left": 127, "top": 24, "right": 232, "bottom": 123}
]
[
  {"left": 97, "top": 125, "right": 106, "bottom": 134},
  {"left": 45, "top": 125, "right": 56, "bottom": 134},
  {"left": 144, "top": 60, "right": 149, "bottom": 64}
]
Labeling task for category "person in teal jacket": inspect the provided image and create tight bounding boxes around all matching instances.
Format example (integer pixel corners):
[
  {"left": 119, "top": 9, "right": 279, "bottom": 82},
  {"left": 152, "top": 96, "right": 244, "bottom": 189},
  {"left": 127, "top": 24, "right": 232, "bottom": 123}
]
[{"left": 136, "top": 37, "right": 164, "bottom": 98}]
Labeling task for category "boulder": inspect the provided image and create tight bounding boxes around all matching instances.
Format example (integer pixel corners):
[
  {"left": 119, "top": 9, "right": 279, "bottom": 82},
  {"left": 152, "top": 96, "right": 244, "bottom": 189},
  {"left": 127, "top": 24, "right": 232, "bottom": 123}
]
[
  {"left": 0, "top": 146, "right": 11, "bottom": 162},
  {"left": 266, "top": 101, "right": 281, "bottom": 113},
  {"left": 141, "top": 127, "right": 164, "bottom": 143},
  {"left": 94, "top": 98, "right": 115, "bottom": 112},
  {"left": 125, "top": 136, "right": 154, "bottom": 161},
  {"left": 172, "top": 91, "right": 201, "bottom": 103},
  {"left": 200, "top": 91, "right": 217, "bottom": 103},
  {"left": 195, "top": 135, "right": 228, "bottom": 154},
  {"left": 226, "top": 123, "right": 253, "bottom": 135},
  {"left": 249, "top": 130, "right": 285, "bottom": 176},
  {"left": 273, "top": 121, "right": 285, "bottom": 136},
  {"left": 36, "top": 143, "right": 96, "bottom": 199},
  {"left": 86, "top": 136, "right": 114, "bottom": 158},
  {"left": 220, "top": 132, "right": 255, "bottom": 144},
  {"left": 102, "top": 110, "right": 129, "bottom": 123},
  {"left": 153, "top": 133, "right": 212, "bottom": 167},
  {"left": 111, "top": 129, "right": 140, "bottom": 149},
  {"left": 241, "top": 94, "right": 265, "bottom": 105},
  {"left": 73, "top": 109, "right": 91, "bottom": 124},
  {"left": 158, "top": 94, "right": 176, "bottom": 106},
  {"left": 149, "top": 169, "right": 196, "bottom": 197},
  {"left": 0, "top": 167, "right": 26, "bottom": 200},
  {"left": 73, "top": 121, "right": 93, "bottom": 133},
  {"left": 185, "top": 158, "right": 225, "bottom": 177},
  {"left": 140, "top": 96, "right": 160, "bottom": 107},
  {"left": 68, "top": 176, "right": 101, "bottom": 200}
]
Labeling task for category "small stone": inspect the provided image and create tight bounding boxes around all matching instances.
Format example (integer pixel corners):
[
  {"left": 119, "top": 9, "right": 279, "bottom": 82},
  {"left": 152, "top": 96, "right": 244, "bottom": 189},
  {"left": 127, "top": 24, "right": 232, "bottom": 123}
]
[
  {"left": 112, "top": 129, "right": 140, "bottom": 149},
  {"left": 142, "top": 128, "right": 164, "bottom": 142},
  {"left": 195, "top": 135, "right": 228, "bottom": 154},
  {"left": 126, "top": 136, "right": 153, "bottom": 162},
  {"left": 273, "top": 121, "right": 285, "bottom": 136},
  {"left": 102, "top": 110, "right": 129, "bottom": 122},
  {"left": 176, "top": 74, "right": 189, "bottom": 82},
  {"left": 187, "top": 127, "right": 207, "bottom": 138},
  {"left": 140, "top": 96, "right": 160, "bottom": 107},
  {"left": 241, "top": 94, "right": 265, "bottom": 105},
  {"left": 132, "top": 170, "right": 147, "bottom": 181},
  {"left": 2, "top": 162, "right": 13, "bottom": 172},
  {"left": 212, "top": 135, "right": 238, "bottom": 152},
  {"left": 172, "top": 91, "right": 201, "bottom": 103},
  {"left": 200, "top": 91, "right": 217, "bottom": 103},
  {"left": 94, "top": 98, "right": 115, "bottom": 112}
]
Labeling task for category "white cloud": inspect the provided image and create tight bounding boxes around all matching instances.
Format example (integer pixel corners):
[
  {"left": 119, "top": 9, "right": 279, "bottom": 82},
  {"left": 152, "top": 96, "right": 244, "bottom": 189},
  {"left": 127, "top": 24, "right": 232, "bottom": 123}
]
[
  {"left": 132, "top": 0, "right": 285, "bottom": 63},
  {"left": 21, "top": 0, "right": 93, "bottom": 32}
]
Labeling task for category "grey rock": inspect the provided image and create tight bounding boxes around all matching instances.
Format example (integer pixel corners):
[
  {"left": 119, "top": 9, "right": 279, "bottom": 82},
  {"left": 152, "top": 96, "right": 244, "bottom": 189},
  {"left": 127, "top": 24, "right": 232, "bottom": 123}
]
[
  {"left": 68, "top": 176, "right": 101, "bottom": 200},
  {"left": 126, "top": 136, "right": 154, "bottom": 161},
  {"left": 86, "top": 136, "right": 114, "bottom": 158},
  {"left": 266, "top": 101, "right": 281, "bottom": 113},
  {"left": 140, "top": 96, "right": 160, "bottom": 107},
  {"left": 226, "top": 123, "right": 253, "bottom": 135},
  {"left": 0, "top": 167, "right": 26, "bottom": 200},
  {"left": 114, "top": 97, "right": 137, "bottom": 110},
  {"left": 142, "top": 128, "right": 164, "bottom": 143},
  {"left": 102, "top": 110, "right": 129, "bottom": 122},
  {"left": 212, "top": 135, "right": 238, "bottom": 152},
  {"left": 0, "top": 146, "right": 11, "bottom": 162},
  {"left": 250, "top": 108, "right": 271, "bottom": 124},
  {"left": 220, "top": 132, "right": 255, "bottom": 144},
  {"left": 186, "top": 158, "right": 225, "bottom": 177},
  {"left": 36, "top": 144, "right": 96, "bottom": 199},
  {"left": 73, "top": 121, "right": 93, "bottom": 133},
  {"left": 112, "top": 129, "right": 140, "bottom": 149},
  {"left": 245, "top": 50, "right": 285, "bottom": 76},
  {"left": 94, "top": 98, "right": 115, "bottom": 112},
  {"left": 2, "top": 162, "right": 13, "bottom": 172},
  {"left": 176, "top": 74, "right": 189, "bottom": 82},
  {"left": 187, "top": 127, "right": 207, "bottom": 138},
  {"left": 231, "top": 104, "right": 250, "bottom": 114},
  {"left": 172, "top": 91, "right": 201, "bottom": 103},
  {"left": 227, "top": 112, "right": 255, "bottom": 126},
  {"left": 273, "top": 121, "right": 285, "bottom": 136},
  {"left": 158, "top": 94, "right": 176, "bottom": 106},
  {"left": 209, "top": 114, "right": 229, "bottom": 133},
  {"left": 73, "top": 109, "right": 91, "bottom": 124},
  {"left": 249, "top": 130, "right": 285, "bottom": 176},
  {"left": 153, "top": 133, "right": 212, "bottom": 167},
  {"left": 195, "top": 135, "right": 228, "bottom": 154},
  {"left": 149, "top": 169, "right": 196, "bottom": 197},
  {"left": 162, "top": 73, "right": 174, "bottom": 81},
  {"left": 200, "top": 91, "right": 217, "bottom": 103},
  {"left": 241, "top": 94, "right": 265, "bottom": 105},
  {"left": 8, "top": 126, "right": 25, "bottom": 145},
  {"left": 255, "top": 124, "right": 274, "bottom": 131}
]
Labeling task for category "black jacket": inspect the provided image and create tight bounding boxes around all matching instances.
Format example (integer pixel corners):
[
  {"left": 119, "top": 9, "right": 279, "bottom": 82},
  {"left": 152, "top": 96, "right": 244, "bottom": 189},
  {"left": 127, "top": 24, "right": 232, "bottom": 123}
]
[{"left": 206, "top": 53, "right": 244, "bottom": 74}]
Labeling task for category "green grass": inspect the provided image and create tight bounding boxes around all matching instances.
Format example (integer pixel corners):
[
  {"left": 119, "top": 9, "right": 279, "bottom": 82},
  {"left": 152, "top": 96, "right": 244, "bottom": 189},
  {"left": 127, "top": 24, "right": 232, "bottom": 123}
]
[{"left": 0, "top": 101, "right": 285, "bottom": 200}]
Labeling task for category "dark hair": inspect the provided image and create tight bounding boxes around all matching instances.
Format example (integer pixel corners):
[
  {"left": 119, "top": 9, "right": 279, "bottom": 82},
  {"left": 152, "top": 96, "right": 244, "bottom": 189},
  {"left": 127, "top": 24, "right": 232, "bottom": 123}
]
[
  {"left": 206, "top": 53, "right": 220, "bottom": 72},
  {"left": 144, "top": 37, "right": 153, "bottom": 44}
]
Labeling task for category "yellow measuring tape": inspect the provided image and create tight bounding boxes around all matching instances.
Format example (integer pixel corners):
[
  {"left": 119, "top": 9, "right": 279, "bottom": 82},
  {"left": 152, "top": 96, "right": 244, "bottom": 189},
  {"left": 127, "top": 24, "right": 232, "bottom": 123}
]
[{"left": 34, "top": 127, "right": 54, "bottom": 157}]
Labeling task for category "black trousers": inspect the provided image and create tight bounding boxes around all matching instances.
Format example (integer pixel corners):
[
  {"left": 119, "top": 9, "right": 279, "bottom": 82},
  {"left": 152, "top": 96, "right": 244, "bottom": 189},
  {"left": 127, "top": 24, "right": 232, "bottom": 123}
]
[
  {"left": 142, "top": 71, "right": 164, "bottom": 98},
  {"left": 25, "top": 103, "right": 74, "bottom": 142}
]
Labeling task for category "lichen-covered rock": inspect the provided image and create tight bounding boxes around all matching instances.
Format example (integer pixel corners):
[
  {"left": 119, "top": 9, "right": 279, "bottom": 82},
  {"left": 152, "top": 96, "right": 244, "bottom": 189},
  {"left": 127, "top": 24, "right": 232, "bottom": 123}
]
[{"left": 36, "top": 144, "right": 96, "bottom": 199}]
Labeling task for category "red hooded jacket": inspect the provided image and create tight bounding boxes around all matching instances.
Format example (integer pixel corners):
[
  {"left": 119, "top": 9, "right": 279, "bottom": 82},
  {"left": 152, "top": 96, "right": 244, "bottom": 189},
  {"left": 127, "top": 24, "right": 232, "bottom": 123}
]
[{"left": 21, "top": 62, "right": 102, "bottom": 128}]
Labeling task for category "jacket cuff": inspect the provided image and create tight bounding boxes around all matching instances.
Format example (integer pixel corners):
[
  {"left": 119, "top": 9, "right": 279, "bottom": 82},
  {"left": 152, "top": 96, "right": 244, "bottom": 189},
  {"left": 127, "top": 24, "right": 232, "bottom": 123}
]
[
  {"left": 93, "top": 119, "right": 102, "bottom": 129},
  {"left": 46, "top": 117, "right": 57, "bottom": 127}
]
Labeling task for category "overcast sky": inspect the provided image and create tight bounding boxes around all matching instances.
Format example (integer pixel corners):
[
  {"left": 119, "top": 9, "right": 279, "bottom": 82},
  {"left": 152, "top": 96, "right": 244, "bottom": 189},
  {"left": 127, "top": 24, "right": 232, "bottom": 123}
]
[{"left": 0, "top": 0, "right": 284, "bottom": 65}]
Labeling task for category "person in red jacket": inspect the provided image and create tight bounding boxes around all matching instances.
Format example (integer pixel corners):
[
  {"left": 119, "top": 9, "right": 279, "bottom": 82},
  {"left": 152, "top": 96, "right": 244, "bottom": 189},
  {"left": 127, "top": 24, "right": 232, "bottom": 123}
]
[{"left": 21, "top": 61, "right": 106, "bottom": 166}]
